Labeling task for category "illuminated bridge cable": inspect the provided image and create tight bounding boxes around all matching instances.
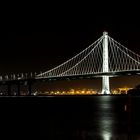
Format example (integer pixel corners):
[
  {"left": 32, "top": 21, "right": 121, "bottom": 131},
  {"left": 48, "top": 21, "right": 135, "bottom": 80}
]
[
  {"left": 36, "top": 33, "right": 140, "bottom": 79},
  {"left": 37, "top": 36, "right": 104, "bottom": 77},
  {"left": 0, "top": 32, "right": 140, "bottom": 83},
  {"left": 108, "top": 37, "right": 140, "bottom": 71},
  {"left": 58, "top": 37, "right": 103, "bottom": 76}
]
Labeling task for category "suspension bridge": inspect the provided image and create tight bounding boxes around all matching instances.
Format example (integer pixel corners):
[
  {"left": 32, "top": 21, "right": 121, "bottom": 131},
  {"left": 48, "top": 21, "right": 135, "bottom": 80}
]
[{"left": 0, "top": 31, "right": 140, "bottom": 95}]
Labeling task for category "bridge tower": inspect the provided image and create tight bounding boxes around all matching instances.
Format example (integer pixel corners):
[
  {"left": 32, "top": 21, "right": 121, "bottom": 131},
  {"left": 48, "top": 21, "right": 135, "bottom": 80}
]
[{"left": 101, "top": 31, "right": 110, "bottom": 94}]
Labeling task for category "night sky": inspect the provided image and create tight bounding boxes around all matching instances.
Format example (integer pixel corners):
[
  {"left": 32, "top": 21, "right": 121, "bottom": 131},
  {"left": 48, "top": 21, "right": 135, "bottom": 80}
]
[{"left": 0, "top": 4, "right": 140, "bottom": 90}]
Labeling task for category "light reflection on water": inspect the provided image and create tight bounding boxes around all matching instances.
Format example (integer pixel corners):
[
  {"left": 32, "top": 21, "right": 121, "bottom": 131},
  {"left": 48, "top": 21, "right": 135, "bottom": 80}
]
[
  {"left": 99, "top": 96, "right": 113, "bottom": 140},
  {"left": 39, "top": 95, "right": 140, "bottom": 140}
]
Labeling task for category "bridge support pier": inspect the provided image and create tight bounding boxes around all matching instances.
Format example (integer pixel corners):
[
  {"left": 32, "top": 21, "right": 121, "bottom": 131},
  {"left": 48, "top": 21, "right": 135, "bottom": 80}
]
[
  {"left": 101, "top": 32, "right": 110, "bottom": 94},
  {"left": 102, "top": 76, "right": 110, "bottom": 94},
  {"left": 17, "top": 83, "right": 20, "bottom": 96},
  {"left": 7, "top": 83, "right": 11, "bottom": 96},
  {"left": 27, "top": 81, "right": 32, "bottom": 95}
]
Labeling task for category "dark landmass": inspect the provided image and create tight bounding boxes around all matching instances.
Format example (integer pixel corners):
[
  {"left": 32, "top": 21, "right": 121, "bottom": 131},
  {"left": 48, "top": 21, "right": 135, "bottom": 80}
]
[{"left": 127, "top": 85, "right": 140, "bottom": 95}]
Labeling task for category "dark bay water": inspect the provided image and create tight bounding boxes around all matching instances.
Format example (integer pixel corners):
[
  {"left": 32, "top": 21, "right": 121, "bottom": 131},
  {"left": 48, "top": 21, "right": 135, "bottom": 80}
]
[{"left": 0, "top": 95, "right": 140, "bottom": 139}]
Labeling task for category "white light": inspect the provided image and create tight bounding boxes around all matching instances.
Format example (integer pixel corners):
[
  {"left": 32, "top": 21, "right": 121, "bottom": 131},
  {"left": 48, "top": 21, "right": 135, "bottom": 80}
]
[{"left": 102, "top": 131, "right": 111, "bottom": 140}]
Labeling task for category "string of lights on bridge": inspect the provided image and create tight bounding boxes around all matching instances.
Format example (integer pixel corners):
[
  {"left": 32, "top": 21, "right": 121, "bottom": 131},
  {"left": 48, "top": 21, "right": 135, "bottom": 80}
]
[{"left": 0, "top": 72, "right": 38, "bottom": 81}]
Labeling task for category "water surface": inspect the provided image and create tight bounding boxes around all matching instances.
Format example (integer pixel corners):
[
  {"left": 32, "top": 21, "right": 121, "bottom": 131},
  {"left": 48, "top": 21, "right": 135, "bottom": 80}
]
[{"left": 1, "top": 95, "right": 140, "bottom": 139}]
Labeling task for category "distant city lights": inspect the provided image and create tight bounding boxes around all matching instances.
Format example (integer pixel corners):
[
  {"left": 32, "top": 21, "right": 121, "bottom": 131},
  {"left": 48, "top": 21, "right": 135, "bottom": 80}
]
[{"left": 37, "top": 87, "right": 132, "bottom": 96}]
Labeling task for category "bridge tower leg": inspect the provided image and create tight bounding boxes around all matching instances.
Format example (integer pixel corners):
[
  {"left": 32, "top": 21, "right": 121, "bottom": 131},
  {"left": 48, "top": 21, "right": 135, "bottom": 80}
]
[
  {"left": 101, "top": 32, "right": 110, "bottom": 94},
  {"left": 27, "top": 81, "right": 32, "bottom": 96},
  {"left": 7, "top": 83, "right": 11, "bottom": 96},
  {"left": 17, "top": 82, "right": 20, "bottom": 96}
]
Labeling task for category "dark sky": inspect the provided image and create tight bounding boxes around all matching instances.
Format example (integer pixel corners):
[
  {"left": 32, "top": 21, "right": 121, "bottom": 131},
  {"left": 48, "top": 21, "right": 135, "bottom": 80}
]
[
  {"left": 1, "top": 22, "right": 140, "bottom": 73},
  {"left": 0, "top": 4, "right": 140, "bottom": 89}
]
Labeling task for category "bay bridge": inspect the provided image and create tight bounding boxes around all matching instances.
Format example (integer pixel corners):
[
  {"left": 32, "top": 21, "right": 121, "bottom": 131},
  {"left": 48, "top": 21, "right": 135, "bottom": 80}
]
[{"left": 0, "top": 32, "right": 140, "bottom": 95}]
